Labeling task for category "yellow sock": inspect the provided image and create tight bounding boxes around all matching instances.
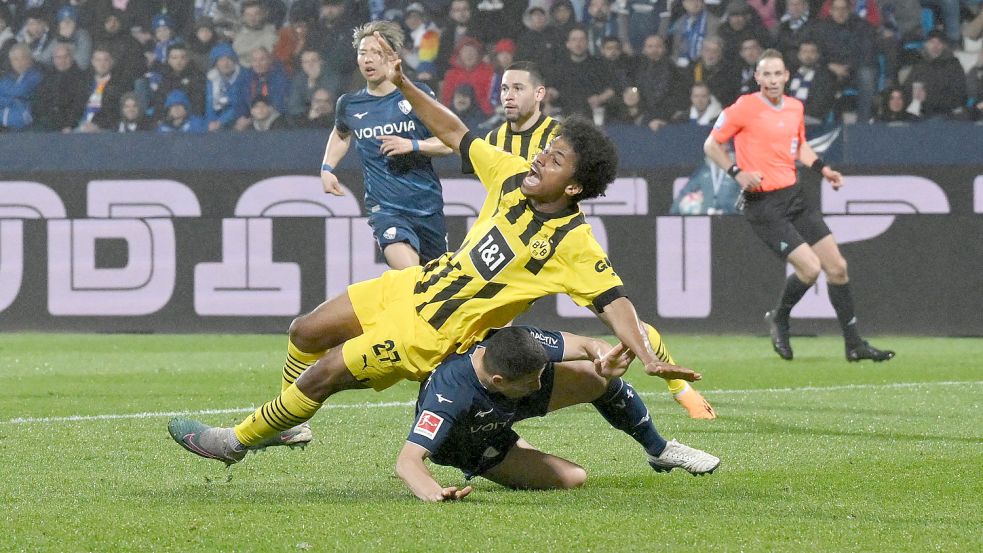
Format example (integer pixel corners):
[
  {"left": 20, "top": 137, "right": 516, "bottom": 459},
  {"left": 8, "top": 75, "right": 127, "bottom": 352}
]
[
  {"left": 282, "top": 339, "right": 326, "bottom": 392},
  {"left": 644, "top": 323, "right": 687, "bottom": 396},
  {"left": 234, "top": 384, "right": 322, "bottom": 446}
]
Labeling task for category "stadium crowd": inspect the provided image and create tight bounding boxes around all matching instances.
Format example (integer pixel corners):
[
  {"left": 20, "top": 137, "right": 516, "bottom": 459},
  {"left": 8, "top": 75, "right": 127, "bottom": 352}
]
[{"left": 0, "top": 0, "right": 981, "bottom": 133}]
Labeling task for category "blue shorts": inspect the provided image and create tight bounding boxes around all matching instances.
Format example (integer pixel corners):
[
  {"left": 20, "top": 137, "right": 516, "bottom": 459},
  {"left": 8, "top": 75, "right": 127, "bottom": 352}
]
[{"left": 367, "top": 210, "right": 448, "bottom": 264}]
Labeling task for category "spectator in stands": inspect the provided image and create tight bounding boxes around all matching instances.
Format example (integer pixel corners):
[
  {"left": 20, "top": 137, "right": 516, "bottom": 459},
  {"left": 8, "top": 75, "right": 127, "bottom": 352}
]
[
  {"left": 196, "top": 0, "right": 240, "bottom": 40},
  {"left": 17, "top": 9, "right": 52, "bottom": 62},
  {"left": 874, "top": 85, "right": 919, "bottom": 123},
  {"left": 0, "top": 43, "right": 42, "bottom": 130},
  {"left": 808, "top": 0, "right": 878, "bottom": 121},
  {"left": 34, "top": 42, "right": 88, "bottom": 132},
  {"left": 402, "top": 3, "right": 440, "bottom": 86},
  {"left": 788, "top": 39, "right": 837, "bottom": 123},
  {"left": 548, "top": 25, "right": 615, "bottom": 121},
  {"left": 188, "top": 17, "right": 220, "bottom": 74},
  {"left": 205, "top": 42, "right": 248, "bottom": 131},
  {"left": 272, "top": 3, "right": 316, "bottom": 76},
  {"left": 115, "top": 91, "right": 153, "bottom": 131},
  {"left": 735, "top": 37, "right": 762, "bottom": 96},
  {"left": 717, "top": 0, "right": 771, "bottom": 65},
  {"left": 61, "top": 0, "right": 98, "bottom": 33},
  {"left": 78, "top": 46, "right": 125, "bottom": 132},
  {"left": 233, "top": 1, "right": 278, "bottom": 68},
  {"left": 150, "top": 42, "right": 207, "bottom": 119},
  {"left": 549, "top": 1, "right": 578, "bottom": 46},
  {"left": 487, "top": 38, "right": 514, "bottom": 112},
  {"left": 598, "top": 35, "right": 634, "bottom": 96},
  {"left": 472, "top": 0, "right": 525, "bottom": 42},
  {"left": 671, "top": 81, "right": 722, "bottom": 124},
  {"left": 919, "top": 0, "right": 961, "bottom": 45},
  {"left": 287, "top": 48, "right": 338, "bottom": 118},
  {"left": 292, "top": 85, "right": 334, "bottom": 128},
  {"left": 965, "top": 8, "right": 983, "bottom": 43},
  {"left": 614, "top": 0, "right": 672, "bottom": 55},
  {"left": 441, "top": 36, "right": 494, "bottom": 115},
  {"left": 746, "top": 0, "right": 779, "bottom": 29},
  {"left": 630, "top": 33, "right": 684, "bottom": 130},
  {"left": 902, "top": 30, "right": 968, "bottom": 119},
  {"left": 585, "top": 0, "right": 619, "bottom": 56},
  {"left": 449, "top": 82, "right": 487, "bottom": 129},
  {"left": 968, "top": 49, "right": 983, "bottom": 121},
  {"left": 668, "top": 0, "right": 722, "bottom": 68},
  {"left": 242, "top": 93, "right": 290, "bottom": 130},
  {"left": 436, "top": 0, "right": 477, "bottom": 79},
  {"left": 686, "top": 35, "right": 741, "bottom": 106},
  {"left": 0, "top": 7, "right": 16, "bottom": 74},
  {"left": 149, "top": 13, "right": 178, "bottom": 70},
  {"left": 307, "top": 0, "right": 355, "bottom": 93},
  {"left": 774, "top": 0, "right": 817, "bottom": 61},
  {"left": 516, "top": 6, "right": 558, "bottom": 70},
  {"left": 40, "top": 5, "right": 91, "bottom": 70},
  {"left": 91, "top": 9, "right": 144, "bottom": 86},
  {"left": 241, "top": 46, "right": 289, "bottom": 116},
  {"left": 157, "top": 89, "right": 207, "bottom": 133},
  {"left": 607, "top": 85, "right": 653, "bottom": 125}
]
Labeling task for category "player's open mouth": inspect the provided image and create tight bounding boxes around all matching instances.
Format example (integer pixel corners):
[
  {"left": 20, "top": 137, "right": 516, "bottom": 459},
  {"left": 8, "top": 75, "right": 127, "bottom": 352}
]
[{"left": 523, "top": 166, "right": 541, "bottom": 188}]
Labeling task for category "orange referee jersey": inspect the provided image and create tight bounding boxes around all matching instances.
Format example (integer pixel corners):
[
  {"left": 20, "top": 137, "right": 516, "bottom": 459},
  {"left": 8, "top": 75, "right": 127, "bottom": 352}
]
[{"left": 710, "top": 93, "right": 807, "bottom": 192}]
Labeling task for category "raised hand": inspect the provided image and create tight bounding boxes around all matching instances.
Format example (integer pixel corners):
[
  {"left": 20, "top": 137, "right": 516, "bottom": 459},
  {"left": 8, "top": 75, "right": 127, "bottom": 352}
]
[{"left": 373, "top": 31, "right": 405, "bottom": 89}]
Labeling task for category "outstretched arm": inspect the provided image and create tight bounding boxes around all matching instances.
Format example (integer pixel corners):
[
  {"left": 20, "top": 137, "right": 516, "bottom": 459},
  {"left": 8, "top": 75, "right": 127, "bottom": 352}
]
[
  {"left": 597, "top": 297, "right": 701, "bottom": 381},
  {"left": 378, "top": 135, "right": 454, "bottom": 157},
  {"left": 375, "top": 31, "right": 468, "bottom": 153},
  {"left": 395, "top": 442, "right": 473, "bottom": 502}
]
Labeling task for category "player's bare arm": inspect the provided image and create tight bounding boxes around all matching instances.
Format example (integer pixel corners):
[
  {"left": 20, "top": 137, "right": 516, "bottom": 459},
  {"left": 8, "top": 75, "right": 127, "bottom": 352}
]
[
  {"left": 703, "top": 135, "right": 763, "bottom": 191},
  {"left": 395, "top": 441, "right": 474, "bottom": 502},
  {"left": 597, "top": 297, "right": 701, "bottom": 381},
  {"left": 559, "top": 333, "right": 634, "bottom": 377},
  {"left": 798, "top": 141, "right": 843, "bottom": 189},
  {"left": 320, "top": 126, "right": 353, "bottom": 196},
  {"left": 378, "top": 135, "right": 453, "bottom": 157},
  {"left": 375, "top": 31, "right": 468, "bottom": 154}
]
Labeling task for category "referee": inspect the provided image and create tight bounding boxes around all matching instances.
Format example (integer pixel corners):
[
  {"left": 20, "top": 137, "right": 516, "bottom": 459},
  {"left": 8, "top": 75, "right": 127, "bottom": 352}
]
[{"left": 704, "top": 49, "right": 894, "bottom": 362}]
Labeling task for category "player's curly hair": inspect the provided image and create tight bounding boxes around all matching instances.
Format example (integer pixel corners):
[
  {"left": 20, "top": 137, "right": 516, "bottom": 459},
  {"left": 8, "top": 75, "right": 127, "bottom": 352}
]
[
  {"left": 351, "top": 20, "right": 404, "bottom": 51},
  {"left": 483, "top": 328, "right": 549, "bottom": 381},
  {"left": 557, "top": 115, "right": 618, "bottom": 203}
]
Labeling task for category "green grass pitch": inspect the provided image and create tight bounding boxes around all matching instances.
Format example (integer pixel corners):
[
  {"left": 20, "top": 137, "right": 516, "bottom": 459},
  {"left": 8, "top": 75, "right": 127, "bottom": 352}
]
[{"left": 1, "top": 333, "right": 980, "bottom": 552}]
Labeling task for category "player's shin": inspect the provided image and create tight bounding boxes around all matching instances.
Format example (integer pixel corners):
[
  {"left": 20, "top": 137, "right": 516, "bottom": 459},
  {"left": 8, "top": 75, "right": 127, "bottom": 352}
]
[
  {"left": 233, "top": 383, "right": 323, "bottom": 447},
  {"left": 591, "top": 378, "right": 667, "bottom": 457},
  {"left": 282, "top": 339, "right": 326, "bottom": 392}
]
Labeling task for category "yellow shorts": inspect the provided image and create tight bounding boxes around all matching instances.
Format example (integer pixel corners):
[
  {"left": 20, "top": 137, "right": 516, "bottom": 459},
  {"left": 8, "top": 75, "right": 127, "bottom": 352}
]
[{"left": 342, "top": 267, "right": 454, "bottom": 391}]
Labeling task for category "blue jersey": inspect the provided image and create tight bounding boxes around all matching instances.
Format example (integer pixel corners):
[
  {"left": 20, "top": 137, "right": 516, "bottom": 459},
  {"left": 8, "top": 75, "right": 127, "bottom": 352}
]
[
  {"left": 406, "top": 326, "right": 565, "bottom": 477},
  {"left": 335, "top": 83, "right": 443, "bottom": 217}
]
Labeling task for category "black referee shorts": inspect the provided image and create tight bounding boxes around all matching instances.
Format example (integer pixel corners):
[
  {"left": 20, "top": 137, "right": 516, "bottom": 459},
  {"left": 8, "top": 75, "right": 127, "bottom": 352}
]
[{"left": 742, "top": 183, "right": 832, "bottom": 259}]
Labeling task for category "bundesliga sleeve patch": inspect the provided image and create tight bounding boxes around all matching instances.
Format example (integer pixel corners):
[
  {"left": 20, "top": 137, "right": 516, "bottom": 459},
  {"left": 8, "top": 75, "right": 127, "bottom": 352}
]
[{"left": 413, "top": 410, "right": 444, "bottom": 440}]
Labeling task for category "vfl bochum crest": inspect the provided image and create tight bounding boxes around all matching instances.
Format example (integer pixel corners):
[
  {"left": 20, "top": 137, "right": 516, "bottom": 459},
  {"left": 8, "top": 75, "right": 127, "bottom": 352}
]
[{"left": 398, "top": 100, "right": 412, "bottom": 115}]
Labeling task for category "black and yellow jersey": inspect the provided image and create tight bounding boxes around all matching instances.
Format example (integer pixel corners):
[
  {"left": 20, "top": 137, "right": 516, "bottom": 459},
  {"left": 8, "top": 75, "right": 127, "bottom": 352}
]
[
  {"left": 462, "top": 113, "right": 559, "bottom": 173},
  {"left": 414, "top": 133, "right": 625, "bottom": 352}
]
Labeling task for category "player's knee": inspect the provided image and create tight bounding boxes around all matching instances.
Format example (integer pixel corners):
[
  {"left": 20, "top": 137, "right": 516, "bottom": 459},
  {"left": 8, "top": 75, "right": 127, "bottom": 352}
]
[
  {"left": 561, "top": 466, "right": 588, "bottom": 489},
  {"left": 796, "top": 263, "right": 821, "bottom": 284},
  {"left": 825, "top": 258, "right": 848, "bottom": 283},
  {"left": 288, "top": 314, "right": 324, "bottom": 352}
]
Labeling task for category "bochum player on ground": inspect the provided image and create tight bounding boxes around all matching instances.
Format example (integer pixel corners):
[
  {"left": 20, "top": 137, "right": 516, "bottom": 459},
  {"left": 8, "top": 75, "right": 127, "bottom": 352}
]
[
  {"left": 167, "top": 30, "right": 707, "bottom": 468},
  {"left": 398, "top": 326, "right": 719, "bottom": 502},
  {"left": 319, "top": 20, "right": 453, "bottom": 271}
]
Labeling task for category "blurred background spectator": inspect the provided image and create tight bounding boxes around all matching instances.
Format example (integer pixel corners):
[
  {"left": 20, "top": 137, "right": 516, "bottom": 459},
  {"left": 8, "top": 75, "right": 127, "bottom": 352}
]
[
  {"left": 0, "top": 43, "right": 42, "bottom": 130},
  {"left": 39, "top": 5, "right": 91, "bottom": 70},
  {"left": 35, "top": 42, "right": 88, "bottom": 131},
  {"left": 902, "top": 30, "right": 968, "bottom": 119},
  {"left": 874, "top": 85, "right": 920, "bottom": 123},
  {"left": 292, "top": 85, "right": 334, "bottom": 128},
  {"left": 115, "top": 91, "right": 153, "bottom": 132}
]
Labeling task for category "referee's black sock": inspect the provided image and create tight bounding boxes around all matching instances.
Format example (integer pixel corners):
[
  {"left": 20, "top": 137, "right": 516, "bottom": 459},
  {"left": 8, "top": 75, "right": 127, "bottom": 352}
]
[
  {"left": 592, "top": 378, "right": 667, "bottom": 457},
  {"left": 828, "top": 282, "right": 863, "bottom": 347},
  {"left": 774, "top": 274, "right": 812, "bottom": 322}
]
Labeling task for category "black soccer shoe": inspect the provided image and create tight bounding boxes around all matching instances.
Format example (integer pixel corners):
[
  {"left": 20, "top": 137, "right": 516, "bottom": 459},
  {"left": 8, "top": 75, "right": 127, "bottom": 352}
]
[
  {"left": 765, "top": 310, "right": 793, "bottom": 360},
  {"left": 846, "top": 341, "right": 896, "bottom": 362}
]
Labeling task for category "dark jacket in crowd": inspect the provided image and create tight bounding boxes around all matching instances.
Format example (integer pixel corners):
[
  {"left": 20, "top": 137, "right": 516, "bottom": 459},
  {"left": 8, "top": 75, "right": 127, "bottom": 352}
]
[
  {"left": 904, "top": 51, "right": 969, "bottom": 118},
  {"left": 35, "top": 63, "right": 89, "bottom": 131}
]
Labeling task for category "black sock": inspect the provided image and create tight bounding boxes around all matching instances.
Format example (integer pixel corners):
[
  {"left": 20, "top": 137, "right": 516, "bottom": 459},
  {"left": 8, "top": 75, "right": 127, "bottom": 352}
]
[
  {"left": 592, "top": 378, "right": 667, "bottom": 456},
  {"left": 774, "top": 274, "right": 812, "bottom": 322},
  {"left": 828, "top": 282, "right": 863, "bottom": 346}
]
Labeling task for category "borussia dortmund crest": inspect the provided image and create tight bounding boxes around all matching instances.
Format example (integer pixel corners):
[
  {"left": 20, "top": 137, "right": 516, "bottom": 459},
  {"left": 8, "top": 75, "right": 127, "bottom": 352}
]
[{"left": 530, "top": 236, "right": 552, "bottom": 260}]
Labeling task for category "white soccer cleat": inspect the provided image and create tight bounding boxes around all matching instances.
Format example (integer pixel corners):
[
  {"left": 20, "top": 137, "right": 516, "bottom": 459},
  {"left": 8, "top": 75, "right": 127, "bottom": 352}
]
[{"left": 647, "top": 439, "right": 720, "bottom": 475}]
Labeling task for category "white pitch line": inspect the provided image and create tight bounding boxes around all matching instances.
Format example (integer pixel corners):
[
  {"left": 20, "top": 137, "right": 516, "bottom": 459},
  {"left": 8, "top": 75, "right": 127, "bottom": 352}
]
[{"left": 4, "top": 381, "right": 981, "bottom": 425}]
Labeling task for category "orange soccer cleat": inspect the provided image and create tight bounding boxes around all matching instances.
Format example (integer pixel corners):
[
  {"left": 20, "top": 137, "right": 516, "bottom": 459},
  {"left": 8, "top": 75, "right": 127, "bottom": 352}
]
[{"left": 674, "top": 384, "right": 717, "bottom": 419}]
